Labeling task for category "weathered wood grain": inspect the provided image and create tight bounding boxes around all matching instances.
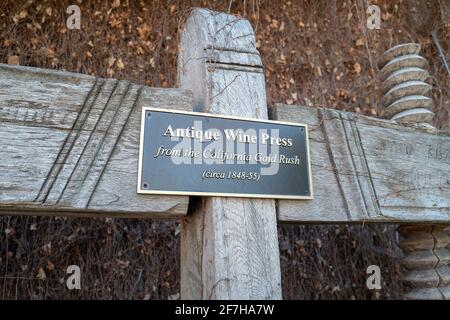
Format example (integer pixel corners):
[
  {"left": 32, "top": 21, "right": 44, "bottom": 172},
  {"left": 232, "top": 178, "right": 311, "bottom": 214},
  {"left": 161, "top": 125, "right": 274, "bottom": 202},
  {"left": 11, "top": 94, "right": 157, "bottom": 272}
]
[
  {"left": 179, "top": 9, "right": 282, "bottom": 299},
  {"left": 0, "top": 64, "right": 192, "bottom": 218},
  {"left": 272, "top": 104, "right": 450, "bottom": 223}
]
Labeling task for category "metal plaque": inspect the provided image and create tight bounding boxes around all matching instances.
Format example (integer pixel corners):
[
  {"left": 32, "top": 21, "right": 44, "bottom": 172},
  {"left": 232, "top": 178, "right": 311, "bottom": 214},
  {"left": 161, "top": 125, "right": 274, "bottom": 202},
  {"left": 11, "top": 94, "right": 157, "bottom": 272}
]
[{"left": 137, "top": 108, "right": 313, "bottom": 199}]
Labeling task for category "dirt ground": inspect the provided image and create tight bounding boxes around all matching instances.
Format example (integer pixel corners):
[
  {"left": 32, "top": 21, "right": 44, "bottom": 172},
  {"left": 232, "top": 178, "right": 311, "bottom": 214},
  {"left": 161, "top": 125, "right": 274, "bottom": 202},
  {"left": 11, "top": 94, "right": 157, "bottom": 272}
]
[{"left": 0, "top": 0, "right": 448, "bottom": 299}]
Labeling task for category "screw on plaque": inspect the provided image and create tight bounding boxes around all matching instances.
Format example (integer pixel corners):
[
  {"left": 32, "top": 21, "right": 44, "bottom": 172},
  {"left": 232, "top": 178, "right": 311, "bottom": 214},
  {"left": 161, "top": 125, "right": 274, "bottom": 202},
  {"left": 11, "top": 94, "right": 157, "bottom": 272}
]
[
  {"left": 142, "top": 183, "right": 149, "bottom": 189},
  {"left": 146, "top": 112, "right": 152, "bottom": 117}
]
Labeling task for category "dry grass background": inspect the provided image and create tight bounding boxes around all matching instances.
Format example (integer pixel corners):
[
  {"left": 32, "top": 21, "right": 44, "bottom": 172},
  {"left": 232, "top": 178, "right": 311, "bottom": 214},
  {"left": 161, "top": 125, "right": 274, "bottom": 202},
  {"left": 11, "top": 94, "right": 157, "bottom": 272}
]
[{"left": 0, "top": 0, "right": 448, "bottom": 299}]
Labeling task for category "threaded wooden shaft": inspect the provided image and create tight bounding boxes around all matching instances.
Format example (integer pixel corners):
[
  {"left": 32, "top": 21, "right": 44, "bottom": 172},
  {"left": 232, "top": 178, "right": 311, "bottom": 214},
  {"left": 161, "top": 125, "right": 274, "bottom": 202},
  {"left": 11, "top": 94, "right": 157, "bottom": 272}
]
[
  {"left": 380, "top": 43, "right": 434, "bottom": 126},
  {"left": 398, "top": 225, "right": 450, "bottom": 299}
]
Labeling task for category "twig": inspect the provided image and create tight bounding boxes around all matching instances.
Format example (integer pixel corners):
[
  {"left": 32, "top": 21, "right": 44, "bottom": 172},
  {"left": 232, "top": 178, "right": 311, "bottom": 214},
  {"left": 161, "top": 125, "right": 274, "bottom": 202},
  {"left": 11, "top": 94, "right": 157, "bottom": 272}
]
[
  {"left": 227, "top": 0, "right": 233, "bottom": 14},
  {"left": 431, "top": 31, "right": 450, "bottom": 76},
  {"left": 210, "top": 75, "right": 240, "bottom": 101}
]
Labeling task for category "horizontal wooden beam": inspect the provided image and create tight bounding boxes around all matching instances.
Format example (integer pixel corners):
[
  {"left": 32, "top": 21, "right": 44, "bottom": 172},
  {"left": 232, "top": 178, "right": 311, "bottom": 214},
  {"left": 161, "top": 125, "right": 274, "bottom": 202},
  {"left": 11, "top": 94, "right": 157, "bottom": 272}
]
[
  {"left": 0, "top": 64, "right": 192, "bottom": 218},
  {"left": 2, "top": 64, "right": 449, "bottom": 224},
  {"left": 272, "top": 104, "right": 450, "bottom": 224}
]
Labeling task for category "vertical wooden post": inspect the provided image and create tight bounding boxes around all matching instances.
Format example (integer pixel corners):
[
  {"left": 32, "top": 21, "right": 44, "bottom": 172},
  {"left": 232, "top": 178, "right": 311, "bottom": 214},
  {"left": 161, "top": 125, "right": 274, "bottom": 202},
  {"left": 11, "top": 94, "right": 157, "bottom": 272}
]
[
  {"left": 177, "top": 9, "right": 282, "bottom": 299},
  {"left": 380, "top": 43, "right": 450, "bottom": 299}
]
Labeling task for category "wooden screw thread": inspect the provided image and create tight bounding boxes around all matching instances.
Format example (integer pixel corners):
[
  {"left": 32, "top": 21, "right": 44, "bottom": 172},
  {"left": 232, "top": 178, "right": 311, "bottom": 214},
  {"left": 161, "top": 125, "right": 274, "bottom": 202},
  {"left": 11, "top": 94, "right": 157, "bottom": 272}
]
[
  {"left": 380, "top": 43, "right": 434, "bottom": 126},
  {"left": 398, "top": 225, "right": 450, "bottom": 299}
]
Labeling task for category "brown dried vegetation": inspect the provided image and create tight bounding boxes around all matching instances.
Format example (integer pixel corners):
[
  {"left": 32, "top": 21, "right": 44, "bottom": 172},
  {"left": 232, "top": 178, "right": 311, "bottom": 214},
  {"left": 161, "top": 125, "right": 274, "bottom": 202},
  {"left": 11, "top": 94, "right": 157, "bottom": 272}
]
[{"left": 0, "top": 0, "right": 448, "bottom": 299}]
